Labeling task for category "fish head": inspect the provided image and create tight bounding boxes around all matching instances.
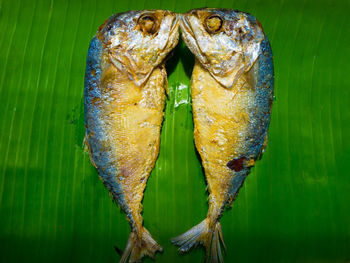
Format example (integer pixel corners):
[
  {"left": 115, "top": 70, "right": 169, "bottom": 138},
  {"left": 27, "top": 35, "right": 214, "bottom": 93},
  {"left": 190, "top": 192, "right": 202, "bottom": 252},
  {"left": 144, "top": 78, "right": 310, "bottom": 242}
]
[
  {"left": 180, "top": 8, "right": 265, "bottom": 88},
  {"left": 98, "top": 10, "right": 179, "bottom": 86}
]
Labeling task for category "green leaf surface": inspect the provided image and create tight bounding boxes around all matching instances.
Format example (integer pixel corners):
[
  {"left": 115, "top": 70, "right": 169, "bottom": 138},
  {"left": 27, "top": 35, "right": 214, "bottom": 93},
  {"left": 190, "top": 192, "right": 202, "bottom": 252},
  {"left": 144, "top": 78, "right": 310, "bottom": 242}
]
[{"left": 1, "top": 0, "right": 349, "bottom": 262}]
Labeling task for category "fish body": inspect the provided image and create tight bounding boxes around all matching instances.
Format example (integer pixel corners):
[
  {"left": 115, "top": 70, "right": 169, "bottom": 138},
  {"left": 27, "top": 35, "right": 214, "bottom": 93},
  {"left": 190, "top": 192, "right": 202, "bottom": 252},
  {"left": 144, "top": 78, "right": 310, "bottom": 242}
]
[
  {"left": 172, "top": 8, "right": 273, "bottom": 262},
  {"left": 84, "top": 10, "right": 179, "bottom": 262}
]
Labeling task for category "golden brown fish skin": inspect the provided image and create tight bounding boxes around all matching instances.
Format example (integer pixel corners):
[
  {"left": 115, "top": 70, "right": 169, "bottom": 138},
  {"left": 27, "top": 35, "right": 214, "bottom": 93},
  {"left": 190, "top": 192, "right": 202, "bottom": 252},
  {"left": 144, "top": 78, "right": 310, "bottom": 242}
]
[
  {"left": 84, "top": 10, "right": 179, "bottom": 262},
  {"left": 191, "top": 60, "right": 252, "bottom": 223},
  {"left": 172, "top": 8, "right": 273, "bottom": 263},
  {"left": 100, "top": 64, "right": 167, "bottom": 231}
]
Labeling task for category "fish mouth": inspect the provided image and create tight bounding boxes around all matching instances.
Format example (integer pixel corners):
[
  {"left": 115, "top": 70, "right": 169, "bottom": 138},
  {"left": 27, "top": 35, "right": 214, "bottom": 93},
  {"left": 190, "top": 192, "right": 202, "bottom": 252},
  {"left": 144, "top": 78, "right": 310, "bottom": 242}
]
[
  {"left": 179, "top": 13, "right": 210, "bottom": 66},
  {"left": 156, "top": 12, "right": 179, "bottom": 53},
  {"left": 169, "top": 13, "right": 180, "bottom": 38},
  {"left": 179, "top": 14, "right": 195, "bottom": 40}
]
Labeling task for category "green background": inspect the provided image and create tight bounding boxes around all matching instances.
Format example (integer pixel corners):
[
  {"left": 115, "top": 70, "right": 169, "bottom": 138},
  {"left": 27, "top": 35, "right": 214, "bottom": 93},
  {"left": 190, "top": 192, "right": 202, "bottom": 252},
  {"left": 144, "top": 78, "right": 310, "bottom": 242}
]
[{"left": 1, "top": 0, "right": 349, "bottom": 262}]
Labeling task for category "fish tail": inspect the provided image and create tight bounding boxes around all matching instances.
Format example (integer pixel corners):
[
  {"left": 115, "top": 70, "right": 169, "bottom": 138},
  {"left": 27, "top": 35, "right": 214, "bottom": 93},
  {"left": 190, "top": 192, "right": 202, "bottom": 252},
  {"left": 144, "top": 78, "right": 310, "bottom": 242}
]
[
  {"left": 171, "top": 218, "right": 225, "bottom": 263},
  {"left": 119, "top": 227, "right": 162, "bottom": 263}
]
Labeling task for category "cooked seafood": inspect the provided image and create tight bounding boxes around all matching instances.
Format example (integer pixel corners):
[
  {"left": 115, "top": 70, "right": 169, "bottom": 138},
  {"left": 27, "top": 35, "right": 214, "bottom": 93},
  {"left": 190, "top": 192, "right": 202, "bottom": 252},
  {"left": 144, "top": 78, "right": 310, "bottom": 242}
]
[
  {"left": 84, "top": 10, "right": 179, "bottom": 262},
  {"left": 172, "top": 8, "right": 274, "bottom": 262}
]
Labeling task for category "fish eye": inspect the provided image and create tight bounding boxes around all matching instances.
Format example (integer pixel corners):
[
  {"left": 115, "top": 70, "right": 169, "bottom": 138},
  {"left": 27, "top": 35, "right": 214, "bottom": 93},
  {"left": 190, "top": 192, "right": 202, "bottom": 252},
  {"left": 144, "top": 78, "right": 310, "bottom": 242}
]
[
  {"left": 138, "top": 13, "right": 157, "bottom": 34},
  {"left": 205, "top": 15, "right": 223, "bottom": 34}
]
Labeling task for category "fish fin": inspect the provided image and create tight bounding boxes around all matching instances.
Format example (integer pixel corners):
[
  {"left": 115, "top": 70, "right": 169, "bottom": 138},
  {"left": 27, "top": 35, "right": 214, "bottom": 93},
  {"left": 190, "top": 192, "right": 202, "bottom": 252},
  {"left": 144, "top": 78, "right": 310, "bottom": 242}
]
[
  {"left": 160, "top": 66, "right": 169, "bottom": 96},
  {"left": 258, "top": 133, "right": 269, "bottom": 160},
  {"left": 119, "top": 227, "right": 162, "bottom": 263},
  {"left": 171, "top": 218, "right": 225, "bottom": 263},
  {"left": 83, "top": 135, "right": 97, "bottom": 168},
  {"left": 83, "top": 134, "right": 88, "bottom": 152},
  {"left": 164, "top": 74, "right": 169, "bottom": 96}
]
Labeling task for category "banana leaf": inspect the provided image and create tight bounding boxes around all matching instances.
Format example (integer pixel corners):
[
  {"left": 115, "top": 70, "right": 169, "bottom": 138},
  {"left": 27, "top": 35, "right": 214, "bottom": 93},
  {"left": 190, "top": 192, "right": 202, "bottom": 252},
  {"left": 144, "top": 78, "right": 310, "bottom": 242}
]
[{"left": 0, "top": 0, "right": 349, "bottom": 262}]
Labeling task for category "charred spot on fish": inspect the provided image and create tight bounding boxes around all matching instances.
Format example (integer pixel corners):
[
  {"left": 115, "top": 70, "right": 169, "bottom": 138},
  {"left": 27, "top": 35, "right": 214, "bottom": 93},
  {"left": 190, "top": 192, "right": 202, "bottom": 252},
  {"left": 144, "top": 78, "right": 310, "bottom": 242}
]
[
  {"left": 138, "top": 13, "right": 158, "bottom": 34},
  {"left": 227, "top": 157, "right": 246, "bottom": 172},
  {"left": 205, "top": 15, "right": 223, "bottom": 34}
]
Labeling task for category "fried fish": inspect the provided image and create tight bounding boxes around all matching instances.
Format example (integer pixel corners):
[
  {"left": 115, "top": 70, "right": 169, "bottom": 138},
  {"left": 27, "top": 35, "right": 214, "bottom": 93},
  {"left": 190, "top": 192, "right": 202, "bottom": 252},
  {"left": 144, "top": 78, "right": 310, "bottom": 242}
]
[
  {"left": 172, "top": 8, "right": 274, "bottom": 262},
  {"left": 84, "top": 10, "right": 179, "bottom": 262}
]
